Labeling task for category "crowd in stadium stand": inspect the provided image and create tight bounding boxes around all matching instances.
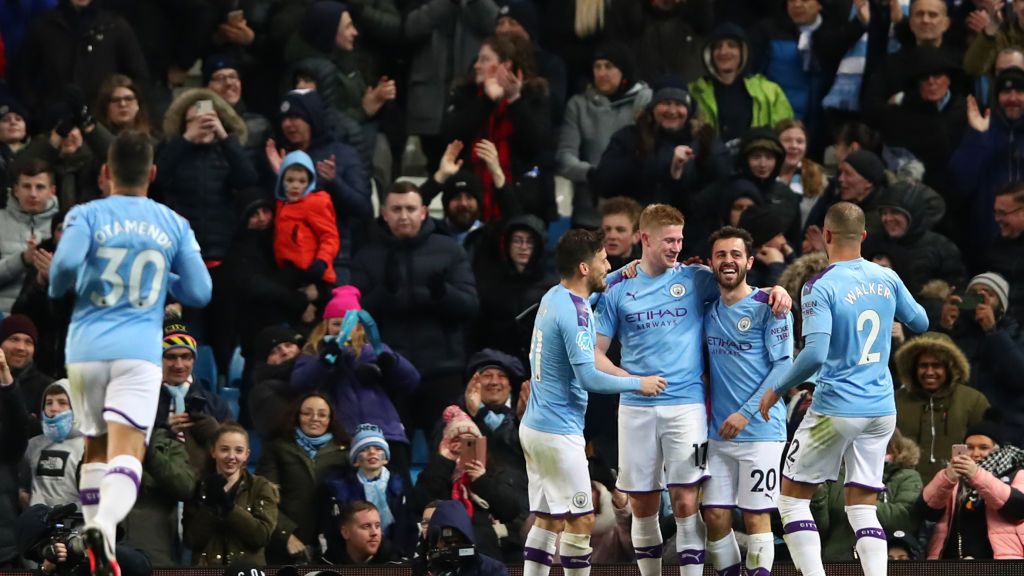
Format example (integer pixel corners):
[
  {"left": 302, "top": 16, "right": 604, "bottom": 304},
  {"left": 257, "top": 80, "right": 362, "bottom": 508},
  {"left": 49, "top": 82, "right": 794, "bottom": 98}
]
[{"left": 3, "top": 0, "right": 1024, "bottom": 573}]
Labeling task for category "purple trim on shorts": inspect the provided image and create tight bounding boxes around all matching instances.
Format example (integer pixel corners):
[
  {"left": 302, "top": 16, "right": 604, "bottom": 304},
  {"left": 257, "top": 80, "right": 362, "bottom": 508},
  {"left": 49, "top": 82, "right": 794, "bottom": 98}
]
[
  {"left": 80, "top": 488, "right": 100, "bottom": 505},
  {"left": 700, "top": 503, "right": 737, "bottom": 510},
  {"left": 856, "top": 527, "right": 886, "bottom": 541},
  {"left": 668, "top": 474, "right": 711, "bottom": 488},
  {"left": 108, "top": 466, "right": 141, "bottom": 490},
  {"left": 781, "top": 473, "right": 820, "bottom": 486},
  {"left": 560, "top": 553, "right": 592, "bottom": 568},
  {"left": 634, "top": 544, "right": 663, "bottom": 559},
  {"left": 616, "top": 488, "right": 664, "bottom": 494},
  {"left": 102, "top": 406, "right": 150, "bottom": 432},
  {"left": 523, "top": 547, "right": 554, "bottom": 566},
  {"left": 783, "top": 520, "right": 818, "bottom": 534},
  {"left": 717, "top": 563, "right": 742, "bottom": 576},
  {"left": 844, "top": 481, "right": 887, "bottom": 493},
  {"left": 748, "top": 568, "right": 772, "bottom": 576},
  {"left": 738, "top": 506, "right": 778, "bottom": 513},
  {"left": 529, "top": 509, "right": 594, "bottom": 518},
  {"left": 677, "top": 549, "right": 706, "bottom": 566}
]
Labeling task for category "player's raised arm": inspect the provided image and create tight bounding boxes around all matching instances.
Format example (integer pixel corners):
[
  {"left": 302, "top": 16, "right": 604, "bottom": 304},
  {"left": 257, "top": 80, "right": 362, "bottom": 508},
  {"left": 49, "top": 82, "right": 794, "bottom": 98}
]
[
  {"left": 48, "top": 209, "right": 90, "bottom": 298},
  {"left": 169, "top": 227, "right": 212, "bottom": 308}
]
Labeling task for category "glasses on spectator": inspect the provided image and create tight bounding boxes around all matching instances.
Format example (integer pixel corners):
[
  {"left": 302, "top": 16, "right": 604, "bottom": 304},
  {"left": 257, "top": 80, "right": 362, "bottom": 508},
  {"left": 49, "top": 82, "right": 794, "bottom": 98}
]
[
  {"left": 109, "top": 95, "right": 137, "bottom": 105},
  {"left": 510, "top": 237, "right": 535, "bottom": 246},
  {"left": 211, "top": 72, "right": 241, "bottom": 84},
  {"left": 994, "top": 206, "right": 1024, "bottom": 218},
  {"left": 300, "top": 410, "right": 330, "bottom": 421}
]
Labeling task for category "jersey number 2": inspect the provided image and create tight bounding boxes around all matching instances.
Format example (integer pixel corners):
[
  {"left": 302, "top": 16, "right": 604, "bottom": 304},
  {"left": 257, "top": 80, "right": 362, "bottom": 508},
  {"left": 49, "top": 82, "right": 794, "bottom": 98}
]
[
  {"left": 856, "top": 309, "right": 881, "bottom": 365},
  {"left": 90, "top": 247, "right": 167, "bottom": 308}
]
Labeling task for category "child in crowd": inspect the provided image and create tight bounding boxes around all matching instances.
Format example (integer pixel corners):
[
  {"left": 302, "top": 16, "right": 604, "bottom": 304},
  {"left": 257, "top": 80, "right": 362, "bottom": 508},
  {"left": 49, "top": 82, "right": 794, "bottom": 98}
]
[
  {"left": 274, "top": 150, "right": 340, "bottom": 287},
  {"left": 19, "top": 380, "right": 84, "bottom": 507}
]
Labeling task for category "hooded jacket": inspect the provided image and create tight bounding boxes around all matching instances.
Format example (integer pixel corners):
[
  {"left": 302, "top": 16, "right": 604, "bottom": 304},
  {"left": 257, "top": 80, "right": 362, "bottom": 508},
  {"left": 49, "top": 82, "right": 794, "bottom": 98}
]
[
  {"left": 864, "top": 181, "right": 966, "bottom": 294},
  {"left": 273, "top": 151, "right": 340, "bottom": 284},
  {"left": 420, "top": 500, "right": 508, "bottom": 576},
  {"left": 0, "top": 191, "right": 57, "bottom": 314},
  {"left": 19, "top": 380, "right": 83, "bottom": 507},
  {"left": 895, "top": 332, "right": 991, "bottom": 481},
  {"left": 557, "top": 82, "right": 652, "bottom": 183},
  {"left": 689, "top": 23, "right": 794, "bottom": 138},
  {"left": 156, "top": 88, "right": 258, "bottom": 261}
]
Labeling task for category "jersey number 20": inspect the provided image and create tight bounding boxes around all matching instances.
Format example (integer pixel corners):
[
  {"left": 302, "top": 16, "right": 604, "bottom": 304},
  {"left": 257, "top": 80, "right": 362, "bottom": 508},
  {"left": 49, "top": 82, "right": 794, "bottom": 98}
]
[
  {"left": 856, "top": 309, "right": 881, "bottom": 365},
  {"left": 90, "top": 247, "right": 167, "bottom": 308}
]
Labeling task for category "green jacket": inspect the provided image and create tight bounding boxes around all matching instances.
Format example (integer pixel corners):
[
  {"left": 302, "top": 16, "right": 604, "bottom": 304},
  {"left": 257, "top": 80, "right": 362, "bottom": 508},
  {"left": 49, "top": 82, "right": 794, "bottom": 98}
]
[
  {"left": 964, "top": 25, "right": 1024, "bottom": 78},
  {"left": 183, "top": 470, "right": 279, "bottom": 567},
  {"left": 688, "top": 75, "right": 794, "bottom": 136},
  {"left": 812, "top": 462, "right": 923, "bottom": 561}
]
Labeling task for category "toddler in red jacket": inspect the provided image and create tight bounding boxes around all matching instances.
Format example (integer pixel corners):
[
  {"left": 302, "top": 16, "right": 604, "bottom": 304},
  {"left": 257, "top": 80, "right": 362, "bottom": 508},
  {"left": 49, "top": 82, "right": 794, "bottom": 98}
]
[{"left": 274, "top": 150, "right": 340, "bottom": 285}]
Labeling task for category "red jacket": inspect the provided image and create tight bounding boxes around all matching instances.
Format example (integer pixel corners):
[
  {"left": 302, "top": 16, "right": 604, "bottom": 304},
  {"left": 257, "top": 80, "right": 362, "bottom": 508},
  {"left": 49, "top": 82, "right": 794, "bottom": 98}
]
[
  {"left": 274, "top": 191, "right": 340, "bottom": 284},
  {"left": 924, "top": 466, "right": 1024, "bottom": 559}
]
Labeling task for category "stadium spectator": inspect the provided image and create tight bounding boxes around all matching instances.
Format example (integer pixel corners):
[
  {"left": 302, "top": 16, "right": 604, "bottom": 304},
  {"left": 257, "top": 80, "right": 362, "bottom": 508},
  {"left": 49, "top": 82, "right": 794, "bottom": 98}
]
[
  {"left": 887, "top": 529, "right": 921, "bottom": 560},
  {"left": 495, "top": 0, "right": 568, "bottom": 122},
  {"left": 921, "top": 415, "right": 1024, "bottom": 559},
  {"left": 605, "top": 0, "right": 711, "bottom": 85},
  {"left": 0, "top": 160, "right": 58, "bottom": 315},
  {"left": 0, "top": 354, "right": 30, "bottom": 570},
  {"left": 776, "top": 118, "right": 827, "bottom": 228},
  {"left": 419, "top": 168, "right": 486, "bottom": 255},
  {"left": 183, "top": 423, "right": 279, "bottom": 566},
  {"left": 292, "top": 285, "right": 419, "bottom": 476},
  {"left": 557, "top": 43, "right": 650, "bottom": 217},
  {"left": 93, "top": 74, "right": 151, "bottom": 136},
  {"left": 352, "top": 182, "right": 478, "bottom": 434},
  {"left": 689, "top": 23, "right": 794, "bottom": 146},
  {"left": 246, "top": 324, "right": 305, "bottom": 440},
  {"left": 940, "top": 272, "right": 1024, "bottom": 445},
  {"left": 440, "top": 34, "right": 554, "bottom": 222},
  {"left": 324, "top": 500, "right": 400, "bottom": 565},
  {"left": 0, "top": 95, "right": 31, "bottom": 200},
  {"left": 541, "top": 0, "right": 613, "bottom": 87},
  {"left": 811, "top": 429, "right": 923, "bottom": 561},
  {"left": 415, "top": 499, "right": 508, "bottom": 576},
  {"left": 805, "top": 149, "right": 887, "bottom": 237},
  {"left": 272, "top": 150, "right": 341, "bottom": 287},
  {"left": 0, "top": 314, "right": 53, "bottom": 429},
  {"left": 203, "top": 54, "right": 271, "bottom": 173},
  {"left": 257, "top": 392, "right": 350, "bottom": 565},
  {"left": 600, "top": 196, "right": 642, "bottom": 270},
  {"left": 18, "top": 380, "right": 81, "bottom": 507},
  {"left": 737, "top": 205, "right": 794, "bottom": 287},
  {"left": 987, "top": 182, "right": 1024, "bottom": 326},
  {"left": 895, "top": 331, "right": 991, "bottom": 481},
  {"left": 963, "top": 0, "right": 1024, "bottom": 77},
  {"left": 832, "top": 121, "right": 924, "bottom": 183}
]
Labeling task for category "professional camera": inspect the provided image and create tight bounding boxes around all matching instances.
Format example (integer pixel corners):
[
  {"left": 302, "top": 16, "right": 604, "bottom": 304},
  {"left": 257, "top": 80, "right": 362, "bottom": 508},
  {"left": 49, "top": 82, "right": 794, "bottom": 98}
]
[
  {"left": 425, "top": 526, "right": 476, "bottom": 576},
  {"left": 39, "top": 504, "right": 87, "bottom": 565}
]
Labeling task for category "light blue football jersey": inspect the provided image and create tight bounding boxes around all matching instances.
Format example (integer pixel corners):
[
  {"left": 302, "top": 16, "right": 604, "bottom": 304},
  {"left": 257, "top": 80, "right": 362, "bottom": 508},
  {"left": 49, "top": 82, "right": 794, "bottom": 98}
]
[
  {"left": 800, "top": 258, "right": 926, "bottom": 418},
  {"left": 596, "top": 264, "right": 719, "bottom": 406},
  {"left": 705, "top": 289, "right": 792, "bottom": 442},
  {"left": 49, "top": 196, "right": 212, "bottom": 366}
]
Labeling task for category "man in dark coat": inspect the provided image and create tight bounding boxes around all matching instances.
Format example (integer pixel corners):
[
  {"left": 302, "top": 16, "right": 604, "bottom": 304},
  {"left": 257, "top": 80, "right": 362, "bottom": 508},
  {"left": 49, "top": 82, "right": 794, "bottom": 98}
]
[
  {"left": 0, "top": 314, "right": 53, "bottom": 432},
  {"left": 416, "top": 500, "right": 508, "bottom": 575},
  {"left": 986, "top": 182, "right": 1024, "bottom": 326}
]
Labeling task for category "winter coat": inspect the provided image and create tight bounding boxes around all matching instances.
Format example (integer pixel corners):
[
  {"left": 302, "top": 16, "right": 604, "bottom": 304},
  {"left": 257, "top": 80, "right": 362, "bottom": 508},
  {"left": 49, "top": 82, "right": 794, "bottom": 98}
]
[
  {"left": 403, "top": 0, "right": 500, "bottom": 136},
  {"left": 154, "top": 379, "right": 229, "bottom": 473},
  {"left": 557, "top": 83, "right": 652, "bottom": 184},
  {"left": 895, "top": 332, "right": 991, "bottom": 481},
  {"left": 804, "top": 179, "right": 884, "bottom": 237},
  {"left": 322, "top": 469, "right": 415, "bottom": 555},
  {"left": 255, "top": 436, "right": 349, "bottom": 558},
  {"left": 11, "top": 1, "right": 148, "bottom": 117},
  {"left": 273, "top": 152, "right": 340, "bottom": 284},
  {"left": 156, "top": 88, "right": 258, "bottom": 261},
  {"left": 19, "top": 380, "right": 82, "bottom": 507},
  {"left": 19, "top": 123, "right": 109, "bottom": 209},
  {"left": 590, "top": 120, "right": 729, "bottom": 217},
  {"left": 13, "top": 363, "right": 56, "bottom": 432},
  {"left": 471, "top": 215, "right": 556, "bottom": 362},
  {"left": 352, "top": 218, "right": 479, "bottom": 378},
  {"left": 121, "top": 427, "right": 197, "bottom": 567},
  {"left": 863, "top": 181, "right": 966, "bottom": 294},
  {"left": 290, "top": 343, "right": 419, "bottom": 444},
  {"left": 923, "top": 465, "right": 1024, "bottom": 559},
  {"left": 0, "top": 382, "right": 30, "bottom": 563},
  {"left": 985, "top": 233, "right": 1024, "bottom": 327},
  {"left": 0, "top": 191, "right": 57, "bottom": 314},
  {"left": 606, "top": 0, "right": 711, "bottom": 84},
  {"left": 12, "top": 236, "right": 72, "bottom": 378},
  {"left": 877, "top": 91, "right": 967, "bottom": 195},
  {"left": 947, "top": 317, "right": 1024, "bottom": 446},
  {"left": 183, "top": 470, "right": 280, "bottom": 566},
  {"left": 948, "top": 107, "right": 1024, "bottom": 261},
  {"left": 812, "top": 457, "right": 923, "bottom": 561},
  {"left": 964, "top": 23, "right": 1024, "bottom": 78}
]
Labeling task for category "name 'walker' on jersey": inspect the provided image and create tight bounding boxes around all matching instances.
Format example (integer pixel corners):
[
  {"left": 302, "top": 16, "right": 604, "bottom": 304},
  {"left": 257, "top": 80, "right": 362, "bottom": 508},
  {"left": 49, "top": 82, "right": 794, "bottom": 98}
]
[
  {"left": 705, "top": 289, "right": 793, "bottom": 442},
  {"left": 800, "top": 258, "right": 925, "bottom": 418}
]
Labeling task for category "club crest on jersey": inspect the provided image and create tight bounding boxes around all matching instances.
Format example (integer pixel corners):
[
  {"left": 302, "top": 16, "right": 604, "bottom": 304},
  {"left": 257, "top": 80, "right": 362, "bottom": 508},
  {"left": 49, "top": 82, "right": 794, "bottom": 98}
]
[
  {"left": 737, "top": 316, "right": 752, "bottom": 332},
  {"left": 576, "top": 331, "right": 593, "bottom": 352},
  {"left": 572, "top": 491, "right": 589, "bottom": 508},
  {"left": 670, "top": 283, "right": 686, "bottom": 298}
]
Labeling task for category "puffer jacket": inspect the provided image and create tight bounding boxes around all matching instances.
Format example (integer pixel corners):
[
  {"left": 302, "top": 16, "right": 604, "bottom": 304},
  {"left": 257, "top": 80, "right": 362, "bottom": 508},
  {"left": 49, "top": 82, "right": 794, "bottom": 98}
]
[
  {"left": 182, "top": 470, "right": 279, "bottom": 567},
  {"left": 556, "top": 82, "right": 652, "bottom": 183},
  {"left": 0, "top": 192, "right": 58, "bottom": 314},
  {"left": 895, "top": 332, "right": 991, "bottom": 481},
  {"left": 156, "top": 89, "right": 257, "bottom": 261},
  {"left": 864, "top": 181, "right": 966, "bottom": 294},
  {"left": 923, "top": 464, "right": 1024, "bottom": 559},
  {"left": 273, "top": 151, "right": 340, "bottom": 284}
]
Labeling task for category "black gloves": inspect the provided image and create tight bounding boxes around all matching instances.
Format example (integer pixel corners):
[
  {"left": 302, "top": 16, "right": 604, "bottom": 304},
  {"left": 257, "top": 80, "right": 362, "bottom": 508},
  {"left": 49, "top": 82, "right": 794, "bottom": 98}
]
[
  {"left": 376, "top": 351, "right": 397, "bottom": 374},
  {"left": 304, "top": 259, "right": 328, "bottom": 282}
]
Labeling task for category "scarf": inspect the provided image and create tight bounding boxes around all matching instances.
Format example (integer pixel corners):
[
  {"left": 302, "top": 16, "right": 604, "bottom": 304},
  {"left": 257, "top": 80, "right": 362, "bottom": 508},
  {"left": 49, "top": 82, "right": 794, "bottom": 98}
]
[
  {"left": 294, "top": 427, "right": 334, "bottom": 460},
  {"left": 42, "top": 410, "right": 74, "bottom": 443},
  {"left": 962, "top": 445, "right": 1024, "bottom": 504},
  {"left": 472, "top": 89, "right": 515, "bottom": 221},
  {"left": 163, "top": 382, "right": 189, "bottom": 415},
  {"left": 797, "top": 15, "right": 823, "bottom": 72},
  {"left": 452, "top": 471, "right": 475, "bottom": 518},
  {"left": 358, "top": 468, "right": 395, "bottom": 531}
]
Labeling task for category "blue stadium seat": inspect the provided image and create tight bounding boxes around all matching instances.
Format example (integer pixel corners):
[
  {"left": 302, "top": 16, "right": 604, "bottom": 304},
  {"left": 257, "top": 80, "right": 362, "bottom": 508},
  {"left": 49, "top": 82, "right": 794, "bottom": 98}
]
[
  {"left": 227, "top": 346, "right": 245, "bottom": 389},
  {"left": 220, "top": 386, "right": 240, "bottom": 421},
  {"left": 411, "top": 429, "right": 429, "bottom": 465},
  {"left": 195, "top": 345, "right": 218, "bottom": 392}
]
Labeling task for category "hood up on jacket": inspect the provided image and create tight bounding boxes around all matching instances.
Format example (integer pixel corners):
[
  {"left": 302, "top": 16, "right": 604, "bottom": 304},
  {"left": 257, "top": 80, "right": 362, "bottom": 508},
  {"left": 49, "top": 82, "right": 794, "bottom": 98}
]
[
  {"left": 427, "top": 500, "right": 476, "bottom": 545},
  {"left": 876, "top": 180, "right": 946, "bottom": 243},
  {"left": 737, "top": 127, "right": 785, "bottom": 185},
  {"left": 500, "top": 214, "right": 547, "bottom": 276},
  {"left": 716, "top": 178, "right": 765, "bottom": 225},
  {"left": 702, "top": 23, "right": 750, "bottom": 83},
  {"left": 274, "top": 150, "right": 317, "bottom": 201},
  {"left": 162, "top": 88, "right": 249, "bottom": 144},
  {"left": 894, "top": 331, "right": 971, "bottom": 396}
]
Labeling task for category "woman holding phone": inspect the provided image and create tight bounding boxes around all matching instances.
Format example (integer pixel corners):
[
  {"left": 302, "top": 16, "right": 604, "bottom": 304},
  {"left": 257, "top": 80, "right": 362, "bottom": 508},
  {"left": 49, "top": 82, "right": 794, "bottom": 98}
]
[{"left": 921, "top": 414, "right": 1024, "bottom": 559}]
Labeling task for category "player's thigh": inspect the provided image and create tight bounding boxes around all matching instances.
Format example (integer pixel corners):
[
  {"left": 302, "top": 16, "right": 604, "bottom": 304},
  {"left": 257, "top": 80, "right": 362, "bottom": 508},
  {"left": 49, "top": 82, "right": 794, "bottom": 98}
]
[
  {"left": 617, "top": 405, "right": 665, "bottom": 492},
  {"left": 660, "top": 404, "right": 710, "bottom": 487},
  {"left": 783, "top": 411, "right": 857, "bottom": 485},
  {"left": 843, "top": 415, "right": 897, "bottom": 491},
  {"left": 102, "top": 359, "right": 162, "bottom": 444},
  {"left": 735, "top": 441, "right": 785, "bottom": 513},
  {"left": 67, "top": 361, "right": 112, "bottom": 438},
  {"left": 521, "top": 426, "right": 593, "bottom": 516},
  {"left": 701, "top": 439, "right": 740, "bottom": 509}
]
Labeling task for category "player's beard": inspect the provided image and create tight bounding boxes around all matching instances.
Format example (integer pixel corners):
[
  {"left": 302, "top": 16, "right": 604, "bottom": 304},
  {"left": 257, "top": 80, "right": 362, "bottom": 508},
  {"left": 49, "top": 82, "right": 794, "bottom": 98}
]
[
  {"left": 586, "top": 268, "right": 607, "bottom": 294},
  {"left": 715, "top": 262, "right": 747, "bottom": 289}
]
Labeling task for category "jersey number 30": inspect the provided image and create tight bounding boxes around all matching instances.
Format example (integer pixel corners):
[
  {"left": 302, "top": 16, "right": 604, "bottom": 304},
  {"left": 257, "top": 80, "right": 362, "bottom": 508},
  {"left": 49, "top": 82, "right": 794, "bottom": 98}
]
[
  {"left": 90, "top": 247, "right": 167, "bottom": 308},
  {"left": 856, "top": 309, "right": 881, "bottom": 365}
]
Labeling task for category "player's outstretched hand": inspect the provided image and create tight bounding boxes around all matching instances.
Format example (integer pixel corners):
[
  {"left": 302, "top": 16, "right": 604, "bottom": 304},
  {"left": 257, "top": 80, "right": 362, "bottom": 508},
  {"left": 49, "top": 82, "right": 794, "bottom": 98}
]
[
  {"left": 638, "top": 375, "right": 667, "bottom": 396},
  {"left": 759, "top": 388, "right": 781, "bottom": 422},
  {"left": 767, "top": 286, "right": 793, "bottom": 316},
  {"left": 718, "top": 412, "right": 749, "bottom": 440}
]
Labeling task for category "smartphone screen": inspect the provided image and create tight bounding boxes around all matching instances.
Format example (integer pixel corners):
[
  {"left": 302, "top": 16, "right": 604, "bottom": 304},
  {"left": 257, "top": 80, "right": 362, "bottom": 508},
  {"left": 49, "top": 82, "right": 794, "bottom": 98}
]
[
  {"left": 951, "top": 444, "right": 969, "bottom": 459},
  {"left": 196, "top": 99, "right": 214, "bottom": 115}
]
